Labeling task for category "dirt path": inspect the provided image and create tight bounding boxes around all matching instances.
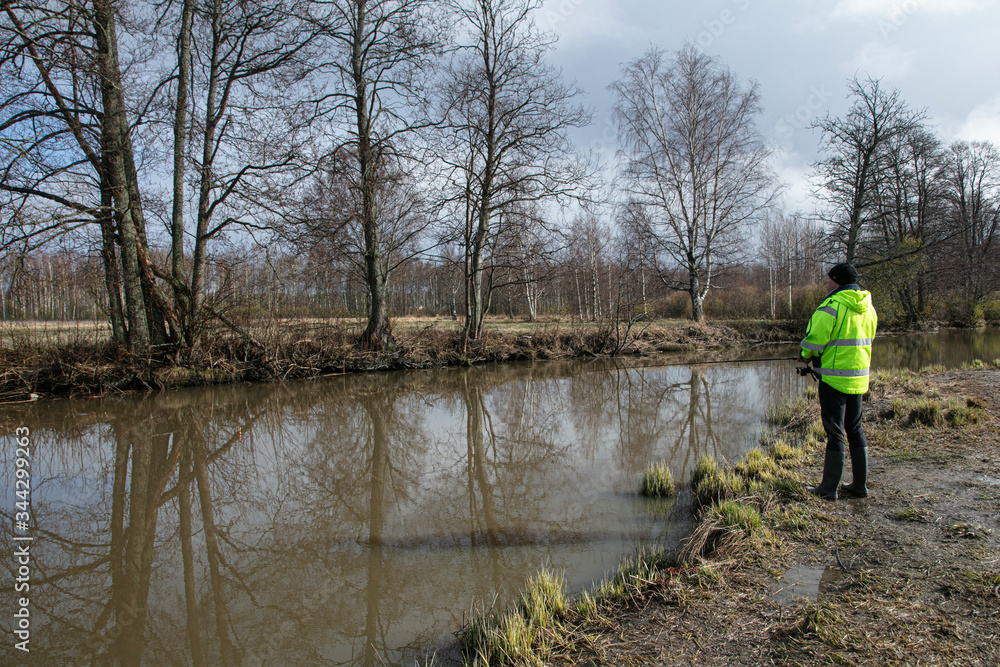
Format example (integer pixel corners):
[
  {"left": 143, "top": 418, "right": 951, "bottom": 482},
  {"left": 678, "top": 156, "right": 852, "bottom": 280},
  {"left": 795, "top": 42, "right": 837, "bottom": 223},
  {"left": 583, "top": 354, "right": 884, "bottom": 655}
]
[{"left": 537, "top": 369, "right": 1000, "bottom": 666}]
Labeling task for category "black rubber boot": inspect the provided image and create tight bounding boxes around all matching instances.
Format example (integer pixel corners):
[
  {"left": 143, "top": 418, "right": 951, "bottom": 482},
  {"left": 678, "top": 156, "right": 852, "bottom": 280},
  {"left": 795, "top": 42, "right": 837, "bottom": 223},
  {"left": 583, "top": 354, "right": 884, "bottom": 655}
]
[
  {"left": 840, "top": 447, "right": 869, "bottom": 498},
  {"left": 807, "top": 451, "right": 844, "bottom": 501}
]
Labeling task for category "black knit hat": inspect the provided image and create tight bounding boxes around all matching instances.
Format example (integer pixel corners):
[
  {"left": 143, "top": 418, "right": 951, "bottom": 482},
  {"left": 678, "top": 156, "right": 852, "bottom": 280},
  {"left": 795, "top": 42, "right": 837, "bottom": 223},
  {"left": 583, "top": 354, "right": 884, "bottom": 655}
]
[{"left": 828, "top": 263, "right": 858, "bottom": 286}]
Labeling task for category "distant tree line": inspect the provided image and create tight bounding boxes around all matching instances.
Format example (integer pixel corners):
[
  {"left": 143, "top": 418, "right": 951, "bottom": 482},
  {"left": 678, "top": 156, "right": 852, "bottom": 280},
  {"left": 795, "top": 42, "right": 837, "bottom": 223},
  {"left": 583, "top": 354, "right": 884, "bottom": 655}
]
[
  {"left": 813, "top": 76, "right": 1000, "bottom": 326},
  {"left": 2, "top": 0, "right": 999, "bottom": 353}
]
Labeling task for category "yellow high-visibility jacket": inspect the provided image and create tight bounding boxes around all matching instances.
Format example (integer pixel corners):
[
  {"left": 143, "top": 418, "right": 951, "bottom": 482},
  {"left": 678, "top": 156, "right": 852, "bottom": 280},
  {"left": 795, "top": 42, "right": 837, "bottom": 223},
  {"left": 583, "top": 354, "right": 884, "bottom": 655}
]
[{"left": 800, "top": 288, "right": 878, "bottom": 394}]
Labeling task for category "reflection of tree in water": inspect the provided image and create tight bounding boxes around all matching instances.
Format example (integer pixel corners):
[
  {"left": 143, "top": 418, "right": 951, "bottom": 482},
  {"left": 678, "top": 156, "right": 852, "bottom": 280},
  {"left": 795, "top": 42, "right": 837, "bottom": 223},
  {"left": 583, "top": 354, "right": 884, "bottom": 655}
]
[
  {"left": 871, "top": 330, "right": 1000, "bottom": 370},
  {"left": 566, "top": 363, "right": 781, "bottom": 485},
  {"left": 456, "top": 369, "right": 578, "bottom": 583},
  {"left": 0, "top": 358, "right": 810, "bottom": 667},
  {"left": 0, "top": 390, "right": 255, "bottom": 666}
]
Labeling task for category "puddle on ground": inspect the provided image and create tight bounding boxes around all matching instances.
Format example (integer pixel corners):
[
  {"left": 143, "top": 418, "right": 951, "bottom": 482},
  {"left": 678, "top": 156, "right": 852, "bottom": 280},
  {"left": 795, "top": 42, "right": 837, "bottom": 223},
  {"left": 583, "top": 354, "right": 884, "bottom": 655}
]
[{"left": 772, "top": 565, "right": 843, "bottom": 604}]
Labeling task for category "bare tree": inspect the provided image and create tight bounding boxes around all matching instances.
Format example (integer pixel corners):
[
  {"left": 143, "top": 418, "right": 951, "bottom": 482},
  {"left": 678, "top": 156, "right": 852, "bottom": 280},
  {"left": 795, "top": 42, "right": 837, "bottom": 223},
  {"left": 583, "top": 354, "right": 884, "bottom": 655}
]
[
  {"left": 1, "top": 0, "right": 162, "bottom": 348},
  {"left": 612, "top": 44, "right": 776, "bottom": 322},
  {"left": 863, "top": 127, "right": 946, "bottom": 324},
  {"left": 2, "top": 0, "right": 320, "bottom": 350},
  {"left": 477, "top": 201, "right": 561, "bottom": 321},
  {"left": 812, "top": 75, "right": 923, "bottom": 264},
  {"left": 295, "top": 149, "right": 437, "bottom": 319},
  {"left": 305, "top": 0, "right": 445, "bottom": 350},
  {"left": 164, "top": 0, "right": 320, "bottom": 346},
  {"left": 940, "top": 140, "right": 1000, "bottom": 317},
  {"left": 567, "top": 212, "right": 609, "bottom": 322},
  {"left": 759, "top": 212, "right": 826, "bottom": 319},
  {"left": 437, "top": 0, "right": 590, "bottom": 343},
  {"left": 760, "top": 212, "right": 795, "bottom": 319}
]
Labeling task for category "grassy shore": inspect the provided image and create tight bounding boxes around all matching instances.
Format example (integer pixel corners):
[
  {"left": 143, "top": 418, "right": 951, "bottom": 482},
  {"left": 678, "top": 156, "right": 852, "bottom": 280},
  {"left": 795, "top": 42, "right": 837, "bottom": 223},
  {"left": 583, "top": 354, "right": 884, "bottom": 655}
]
[
  {"left": 455, "top": 362, "right": 1000, "bottom": 666},
  {"left": 0, "top": 316, "right": 803, "bottom": 401}
]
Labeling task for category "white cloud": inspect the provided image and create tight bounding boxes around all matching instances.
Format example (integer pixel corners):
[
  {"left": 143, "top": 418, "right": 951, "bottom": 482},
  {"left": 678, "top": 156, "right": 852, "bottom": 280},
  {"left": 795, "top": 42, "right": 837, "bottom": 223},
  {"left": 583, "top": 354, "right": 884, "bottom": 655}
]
[
  {"left": 957, "top": 95, "right": 1000, "bottom": 146},
  {"left": 771, "top": 148, "right": 815, "bottom": 214},
  {"left": 846, "top": 42, "right": 916, "bottom": 78}
]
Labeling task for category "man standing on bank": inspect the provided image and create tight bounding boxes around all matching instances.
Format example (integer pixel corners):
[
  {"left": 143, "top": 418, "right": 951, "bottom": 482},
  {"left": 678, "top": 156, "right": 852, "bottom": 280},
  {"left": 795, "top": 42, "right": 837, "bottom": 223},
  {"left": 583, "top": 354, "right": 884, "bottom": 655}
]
[{"left": 800, "top": 263, "right": 878, "bottom": 500}]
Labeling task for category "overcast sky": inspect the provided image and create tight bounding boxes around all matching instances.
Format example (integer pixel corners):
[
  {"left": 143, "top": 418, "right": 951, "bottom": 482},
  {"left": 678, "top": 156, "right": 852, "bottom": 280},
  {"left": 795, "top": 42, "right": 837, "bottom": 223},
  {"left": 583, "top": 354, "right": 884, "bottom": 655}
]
[{"left": 538, "top": 0, "right": 1000, "bottom": 212}]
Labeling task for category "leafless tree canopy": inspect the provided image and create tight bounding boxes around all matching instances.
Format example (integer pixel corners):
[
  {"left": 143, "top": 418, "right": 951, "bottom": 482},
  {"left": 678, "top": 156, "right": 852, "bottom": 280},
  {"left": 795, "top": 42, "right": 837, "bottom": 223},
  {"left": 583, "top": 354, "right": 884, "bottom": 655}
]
[
  {"left": 612, "top": 44, "right": 777, "bottom": 322},
  {"left": 3, "top": 8, "right": 1000, "bottom": 340},
  {"left": 812, "top": 75, "right": 924, "bottom": 264},
  {"left": 436, "top": 0, "right": 591, "bottom": 343}
]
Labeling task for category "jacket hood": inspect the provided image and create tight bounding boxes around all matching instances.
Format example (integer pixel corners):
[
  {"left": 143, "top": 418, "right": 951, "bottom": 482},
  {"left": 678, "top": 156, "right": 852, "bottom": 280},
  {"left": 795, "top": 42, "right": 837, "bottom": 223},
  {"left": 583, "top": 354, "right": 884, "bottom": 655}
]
[{"left": 829, "top": 288, "right": 872, "bottom": 313}]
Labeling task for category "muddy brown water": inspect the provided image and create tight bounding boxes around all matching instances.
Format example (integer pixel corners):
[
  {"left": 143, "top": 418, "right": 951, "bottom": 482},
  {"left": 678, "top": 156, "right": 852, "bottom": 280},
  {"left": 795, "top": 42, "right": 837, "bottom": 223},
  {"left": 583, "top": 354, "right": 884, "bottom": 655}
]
[{"left": 1, "top": 329, "right": 997, "bottom": 666}]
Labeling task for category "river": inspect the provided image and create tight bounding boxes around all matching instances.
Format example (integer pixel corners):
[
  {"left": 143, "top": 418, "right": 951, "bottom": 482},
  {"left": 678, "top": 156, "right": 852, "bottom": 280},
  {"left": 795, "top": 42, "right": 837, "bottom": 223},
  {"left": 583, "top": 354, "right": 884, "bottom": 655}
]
[{"left": 1, "top": 329, "right": 997, "bottom": 665}]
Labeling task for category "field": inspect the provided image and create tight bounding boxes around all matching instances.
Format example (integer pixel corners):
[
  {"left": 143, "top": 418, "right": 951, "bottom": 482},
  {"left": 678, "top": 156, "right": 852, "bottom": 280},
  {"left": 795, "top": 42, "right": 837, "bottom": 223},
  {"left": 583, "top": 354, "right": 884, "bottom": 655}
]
[
  {"left": 0, "top": 315, "right": 696, "bottom": 347},
  {"left": 0, "top": 315, "right": 803, "bottom": 402}
]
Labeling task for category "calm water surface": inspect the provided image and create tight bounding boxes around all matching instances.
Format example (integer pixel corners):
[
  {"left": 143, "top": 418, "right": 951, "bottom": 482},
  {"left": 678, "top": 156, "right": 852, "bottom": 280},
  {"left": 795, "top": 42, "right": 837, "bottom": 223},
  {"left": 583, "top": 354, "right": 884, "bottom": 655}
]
[{"left": 1, "top": 329, "right": 997, "bottom": 665}]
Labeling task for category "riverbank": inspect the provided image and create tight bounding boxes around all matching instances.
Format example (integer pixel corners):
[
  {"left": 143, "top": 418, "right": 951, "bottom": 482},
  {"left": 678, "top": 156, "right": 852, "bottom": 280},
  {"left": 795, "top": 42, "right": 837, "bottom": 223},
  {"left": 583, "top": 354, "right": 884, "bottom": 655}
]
[
  {"left": 0, "top": 317, "right": 804, "bottom": 401},
  {"left": 453, "top": 364, "right": 1000, "bottom": 666}
]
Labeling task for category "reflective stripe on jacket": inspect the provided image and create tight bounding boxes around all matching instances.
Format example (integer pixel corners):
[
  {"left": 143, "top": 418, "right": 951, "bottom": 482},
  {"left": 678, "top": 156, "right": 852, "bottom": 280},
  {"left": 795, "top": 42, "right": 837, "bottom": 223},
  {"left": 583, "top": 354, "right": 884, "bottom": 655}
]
[{"left": 800, "top": 288, "right": 878, "bottom": 394}]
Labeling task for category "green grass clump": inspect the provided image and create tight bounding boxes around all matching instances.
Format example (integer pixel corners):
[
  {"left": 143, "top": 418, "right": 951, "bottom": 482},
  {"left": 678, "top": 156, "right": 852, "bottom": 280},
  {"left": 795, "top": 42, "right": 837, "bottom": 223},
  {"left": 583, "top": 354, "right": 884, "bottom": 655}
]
[
  {"left": 945, "top": 400, "right": 978, "bottom": 427},
  {"left": 908, "top": 398, "right": 943, "bottom": 427},
  {"left": 887, "top": 397, "right": 909, "bottom": 420},
  {"left": 593, "top": 548, "right": 668, "bottom": 605},
  {"left": 808, "top": 418, "right": 827, "bottom": 441},
  {"left": 519, "top": 569, "right": 568, "bottom": 626},
  {"left": 640, "top": 463, "right": 675, "bottom": 498},
  {"left": 692, "top": 456, "right": 720, "bottom": 488},
  {"left": 872, "top": 368, "right": 927, "bottom": 396},
  {"left": 961, "top": 358, "right": 1000, "bottom": 370},
  {"left": 683, "top": 499, "right": 767, "bottom": 561},
  {"left": 892, "top": 506, "right": 933, "bottom": 523},
  {"left": 712, "top": 500, "right": 763, "bottom": 534},
  {"left": 573, "top": 591, "right": 598, "bottom": 622},
  {"left": 946, "top": 523, "right": 993, "bottom": 539},
  {"left": 772, "top": 504, "right": 814, "bottom": 533},
  {"left": 766, "top": 477, "right": 806, "bottom": 499},
  {"left": 797, "top": 603, "right": 845, "bottom": 645},
  {"left": 734, "top": 448, "right": 781, "bottom": 482},
  {"left": 461, "top": 569, "right": 568, "bottom": 665},
  {"left": 694, "top": 467, "right": 745, "bottom": 506},
  {"left": 767, "top": 437, "right": 804, "bottom": 463}
]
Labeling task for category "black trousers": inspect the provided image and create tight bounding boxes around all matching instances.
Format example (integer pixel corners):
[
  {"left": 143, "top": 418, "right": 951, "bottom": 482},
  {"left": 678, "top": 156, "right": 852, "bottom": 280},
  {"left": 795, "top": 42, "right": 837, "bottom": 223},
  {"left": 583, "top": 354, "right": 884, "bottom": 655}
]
[{"left": 818, "top": 381, "right": 868, "bottom": 454}]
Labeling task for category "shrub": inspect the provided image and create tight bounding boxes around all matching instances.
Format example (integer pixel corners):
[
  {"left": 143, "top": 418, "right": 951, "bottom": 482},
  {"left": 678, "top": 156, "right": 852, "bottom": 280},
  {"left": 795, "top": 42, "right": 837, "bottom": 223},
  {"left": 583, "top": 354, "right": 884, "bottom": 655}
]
[
  {"left": 980, "top": 293, "right": 1000, "bottom": 324},
  {"left": 654, "top": 291, "right": 692, "bottom": 319}
]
